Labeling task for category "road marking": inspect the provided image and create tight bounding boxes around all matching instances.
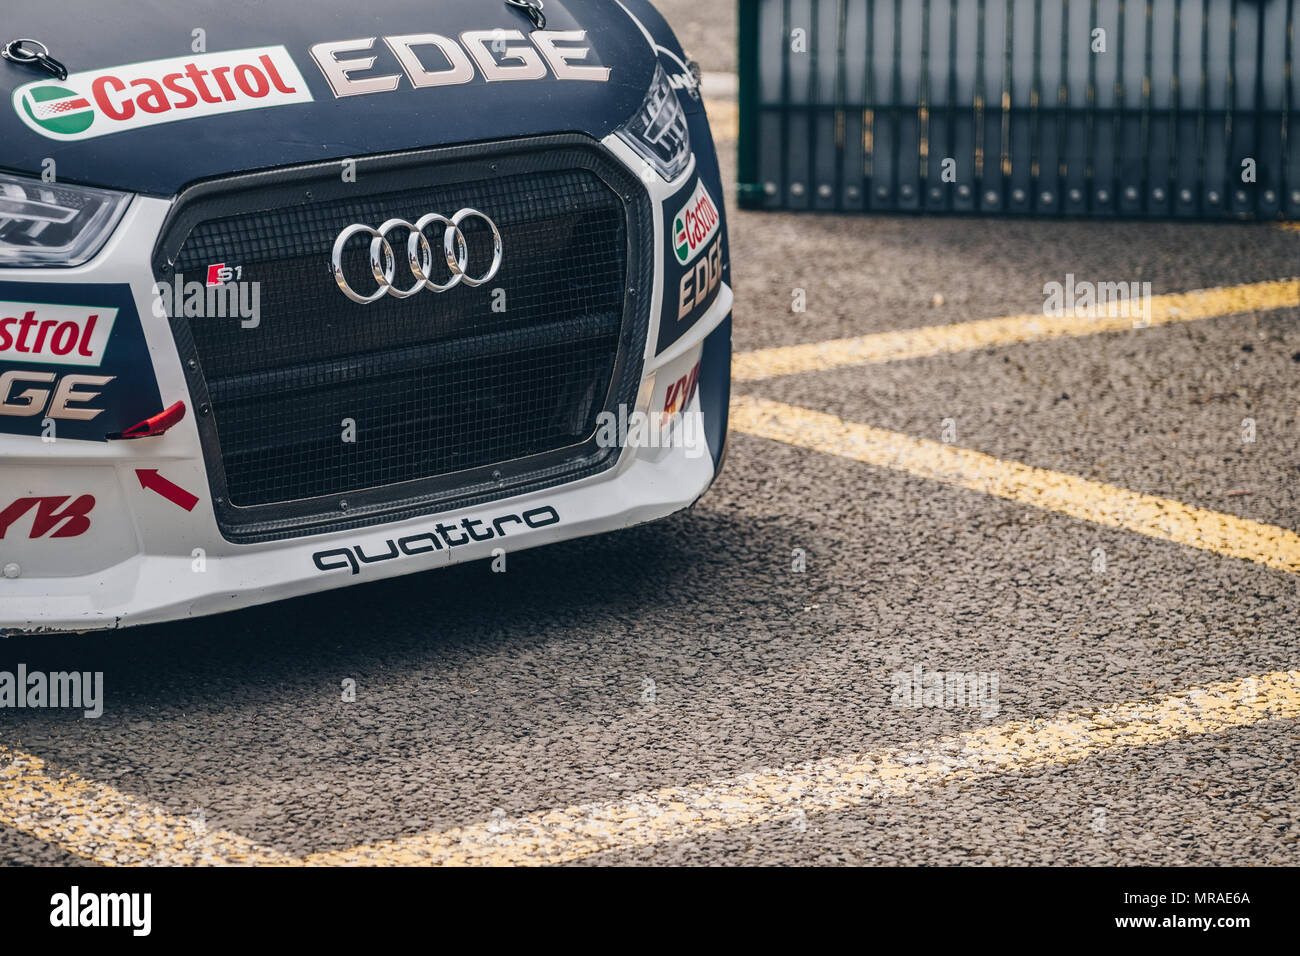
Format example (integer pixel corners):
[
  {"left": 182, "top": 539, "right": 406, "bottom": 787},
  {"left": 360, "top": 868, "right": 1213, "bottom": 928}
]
[
  {"left": 8, "top": 667, "right": 1299, "bottom": 866},
  {"left": 1279, "top": 222, "right": 1300, "bottom": 233},
  {"left": 733, "top": 278, "right": 1300, "bottom": 381},
  {"left": 0, "top": 746, "right": 290, "bottom": 866},
  {"left": 304, "top": 669, "right": 1300, "bottom": 866},
  {"left": 729, "top": 396, "right": 1300, "bottom": 574}
]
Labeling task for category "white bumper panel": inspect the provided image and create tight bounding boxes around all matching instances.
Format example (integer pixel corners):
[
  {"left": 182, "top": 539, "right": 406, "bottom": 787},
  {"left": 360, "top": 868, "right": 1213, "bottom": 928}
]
[{"left": 0, "top": 284, "right": 731, "bottom": 635}]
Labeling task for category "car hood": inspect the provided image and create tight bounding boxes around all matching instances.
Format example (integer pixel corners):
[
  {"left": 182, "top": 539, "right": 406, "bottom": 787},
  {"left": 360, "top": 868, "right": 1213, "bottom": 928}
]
[{"left": 0, "top": 0, "right": 657, "bottom": 195}]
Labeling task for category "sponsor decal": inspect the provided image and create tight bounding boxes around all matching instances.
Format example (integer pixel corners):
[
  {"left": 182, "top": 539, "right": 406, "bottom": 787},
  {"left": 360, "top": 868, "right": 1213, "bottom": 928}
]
[
  {"left": 0, "top": 495, "right": 95, "bottom": 539},
  {"left": 0, "top": 371, "right": 115, "bottom": 421},
  {"left": 662, "top": 361, "right": 701, "bottom": 420},
  {"left": 0, "top": 302, "right": 116, "bottom": 367},
  {"left": 309, "top": 31, "right": 609, "bottom": 98},
  {"left": 672, "top": 179, "right": 720, "bottom": 266},
  {"left": 677, "top": 236, "right": 723, "bottom": 320},
  {"left": 314, "top": 505, "right": 560, "bottom": 574},
  {"left": 0, "top": 283, "right": 162, "bottom": 442},
  {"left": 18, "top": 85, "right": 94, "bottom": 136},
  {"left": 12, "top": 46, "right": 313, "bottom": 142},
  {"left": 656, "top": 170, "right": 727, "bottom": 355}
]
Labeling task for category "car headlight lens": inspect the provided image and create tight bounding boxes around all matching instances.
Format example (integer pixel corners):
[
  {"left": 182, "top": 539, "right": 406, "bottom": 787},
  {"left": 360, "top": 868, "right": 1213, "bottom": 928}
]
[
  {"left": 617, "top": 63, "right": 692, "bottom": 182},
  {"left": 0, "top": 172, "right": 131, "bottom": 267}
]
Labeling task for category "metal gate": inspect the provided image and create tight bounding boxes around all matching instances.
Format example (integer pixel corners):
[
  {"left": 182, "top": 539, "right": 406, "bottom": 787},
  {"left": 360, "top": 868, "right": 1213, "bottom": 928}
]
[{"left": 737, "top": 0, "right": 1300, "bottom": 219}]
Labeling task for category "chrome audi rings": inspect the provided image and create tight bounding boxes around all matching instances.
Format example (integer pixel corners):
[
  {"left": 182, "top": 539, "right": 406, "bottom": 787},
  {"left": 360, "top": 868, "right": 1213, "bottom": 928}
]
[{"left": 330, "top": 208, "right": 503, "bottom": 304}]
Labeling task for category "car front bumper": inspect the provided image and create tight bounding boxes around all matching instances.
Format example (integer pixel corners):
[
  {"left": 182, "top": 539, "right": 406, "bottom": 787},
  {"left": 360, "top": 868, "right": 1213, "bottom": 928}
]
[{"left": 0, "top": 133, "right": 732, "bottom": 635}]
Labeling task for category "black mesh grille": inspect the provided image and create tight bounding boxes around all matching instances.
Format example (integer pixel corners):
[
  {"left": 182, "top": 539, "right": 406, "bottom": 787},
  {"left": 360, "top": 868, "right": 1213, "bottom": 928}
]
[{"left": 157, "top": 139, "right": 651, "bottom": 542}]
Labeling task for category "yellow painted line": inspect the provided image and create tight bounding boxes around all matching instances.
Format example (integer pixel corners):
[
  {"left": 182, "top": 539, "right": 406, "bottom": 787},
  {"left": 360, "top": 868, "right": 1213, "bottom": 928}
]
[
  {"left": 1278, "top": 222, "right": 1300, "bottom": 233},
  {"left": 729, "top": 395, "right": 1300, "bottom": 573},
  {"left": 733, "top": 278, "right": 1300, "bottom": 381},
  {"left": 0, "top": 746, "right": 292, "bottom": 866},
  {"left": 703, "top": 98, "right": 738, "bottom": 142},
  {"left": 9, "top": 667, "right": 1299, "bottom": 866},
  {"left": 304, "top": 669, "right": 1300, "bottom": 866}
]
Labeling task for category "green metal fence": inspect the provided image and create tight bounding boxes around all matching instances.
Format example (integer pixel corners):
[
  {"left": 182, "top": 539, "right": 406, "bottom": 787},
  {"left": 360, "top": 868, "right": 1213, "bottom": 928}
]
[{"left": 737, "top": 0, "right": 1300, "bottom": 219}]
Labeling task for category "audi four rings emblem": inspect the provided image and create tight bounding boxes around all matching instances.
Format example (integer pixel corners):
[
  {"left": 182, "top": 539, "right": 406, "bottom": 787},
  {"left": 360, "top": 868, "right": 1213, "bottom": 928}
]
[{"left": 330, "top": 208, "right": 503, "bottom": 304}]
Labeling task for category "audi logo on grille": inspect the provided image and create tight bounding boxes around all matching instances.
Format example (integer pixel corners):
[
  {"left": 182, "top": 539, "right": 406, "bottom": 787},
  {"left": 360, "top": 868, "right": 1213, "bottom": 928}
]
[{"left": 330, "top": 208, "right": 503, "bottom": 304}]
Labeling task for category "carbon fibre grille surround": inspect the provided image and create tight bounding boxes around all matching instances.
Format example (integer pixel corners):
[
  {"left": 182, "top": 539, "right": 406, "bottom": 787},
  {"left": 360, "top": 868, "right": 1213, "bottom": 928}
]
[{"left": 153, "top": 137, "right": 652, "bottom": 543}]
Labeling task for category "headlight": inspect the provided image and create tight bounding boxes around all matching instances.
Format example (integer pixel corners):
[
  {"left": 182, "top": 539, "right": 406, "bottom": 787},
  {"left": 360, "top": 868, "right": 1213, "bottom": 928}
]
[
  {"left": 617, "top": 63, "right": 692, "bottom": 182},
  {"left": 0, "top": 172, "right": 131, "bottom": 267}
]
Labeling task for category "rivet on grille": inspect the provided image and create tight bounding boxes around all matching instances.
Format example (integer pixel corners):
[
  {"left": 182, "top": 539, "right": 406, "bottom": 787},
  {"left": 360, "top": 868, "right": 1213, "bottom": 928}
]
[
  {"left": 1011, "top": 189, "right": 1025, "bottom": 203},
  {"left": 1264, "top": 190, "right": 1276, "bottom": 203},
  {"left": 339, "top": 499, "right": 349, "bottom": 511},
  {"left": 1207, "top": 191, "right": 1221, "bottom": 204},
  {"left": 1124, "top": 186, "right": 1138, "bottom": 201},
  {"left": 1069, "top": 189, "right": 1083, "bottom": 203},
  {"left": 877, "top": 186, "right": 889, "bottom": 199},
  {"left": 1292, "top": 190, "right": 1300, "bottom": 204},
  {"left": 984, "top": 190, "right": 999, "bottom": 205},
  {"left": 900, "top": 185, "right": 914, "bottom": 198},
  {"left": 930, "top": 187, "right": 943, "bottom": 201},
  {"left": 957, "top": 185, "right": 971, "bottom": 199},
  {"left": 1180, "top": 189, "right": 1193, "bottom": 203},
  {"left": 1096, "top": 189, "right": 1110, "bottom": 203},
  {"left": 846, "top": 186, "right": 860, "bottom": 199},
  {"left": 187, "top": 359, "right": 198, "bottom": 371},
  {"left": 790, "top": 182, "right": 806, "bottom": 196},
  {"left": 764, "top": 182, "right": 778, "bottom": 196},
  {"left": 1040, "top": 191, "right": 1054, "bottom": 205},
  {"left": 198, "top": 403, "right": 210, "bottom": 416},
  {"left": 1152, "top": 188, "right": 1166, "bottom": 202},
  {"left": 817, "top": 184, "right": 832, "bottom": 198},
  {"left": 492, "top": 470, "right": 503, "bottom": 483}
]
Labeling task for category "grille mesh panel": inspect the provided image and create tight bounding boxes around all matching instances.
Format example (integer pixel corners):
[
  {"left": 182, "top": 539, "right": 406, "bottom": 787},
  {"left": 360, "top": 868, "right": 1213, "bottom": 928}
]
[{"left": 170, "top": 167, "right": 628, "bottom": 509}]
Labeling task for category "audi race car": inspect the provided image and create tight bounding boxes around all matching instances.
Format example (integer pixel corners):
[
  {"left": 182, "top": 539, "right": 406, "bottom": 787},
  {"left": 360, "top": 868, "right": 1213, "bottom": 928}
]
[{"left": 0, "top": 0, "right": 732, "bottom": 635}]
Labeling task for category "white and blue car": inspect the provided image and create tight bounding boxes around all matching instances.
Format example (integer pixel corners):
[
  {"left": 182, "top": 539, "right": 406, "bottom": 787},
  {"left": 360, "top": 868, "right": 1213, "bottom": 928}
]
[{"left": 0, "top": 0, "right": 732, "bottom": 634}]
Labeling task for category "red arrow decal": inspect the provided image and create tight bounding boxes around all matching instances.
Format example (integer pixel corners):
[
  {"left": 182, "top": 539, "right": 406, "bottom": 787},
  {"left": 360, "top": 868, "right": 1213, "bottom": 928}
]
[{"left": 135, "top": 469, "right": 199, "bottom": 512}]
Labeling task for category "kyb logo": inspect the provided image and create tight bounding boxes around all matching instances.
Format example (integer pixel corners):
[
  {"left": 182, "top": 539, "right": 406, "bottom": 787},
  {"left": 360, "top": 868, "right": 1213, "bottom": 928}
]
[
  {"left": 672, "top": 179, "right": 720, "bottom": 266},
  {"left": 0, "top": 494, "right": 96, "bottom": 539},
  {"left": 50, "top": 886, "right": 150, "bottom": 936},
  {"left": 0, "top": 302, "right": 116, "bottom": 366},
  {"left": 13, "top": 46, "right": 313, "bottom": 141}
]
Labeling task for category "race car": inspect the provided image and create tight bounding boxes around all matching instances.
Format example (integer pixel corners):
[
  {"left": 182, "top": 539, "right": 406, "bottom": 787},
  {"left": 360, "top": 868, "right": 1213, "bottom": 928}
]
[{"left": 0, "top": 0, "right": 732, "bottom": 634}]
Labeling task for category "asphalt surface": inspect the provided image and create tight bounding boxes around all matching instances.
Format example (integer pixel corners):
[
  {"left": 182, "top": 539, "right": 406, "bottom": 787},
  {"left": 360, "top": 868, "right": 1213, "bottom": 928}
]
[{"left": 3, "top": 1, "right": 1300, "bottom": 866}]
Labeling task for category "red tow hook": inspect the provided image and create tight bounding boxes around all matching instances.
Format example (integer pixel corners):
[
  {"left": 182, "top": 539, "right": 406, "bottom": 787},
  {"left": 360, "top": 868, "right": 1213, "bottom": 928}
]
[{"left": 109, "top": 401, "right": 187, "bottom": 440}]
